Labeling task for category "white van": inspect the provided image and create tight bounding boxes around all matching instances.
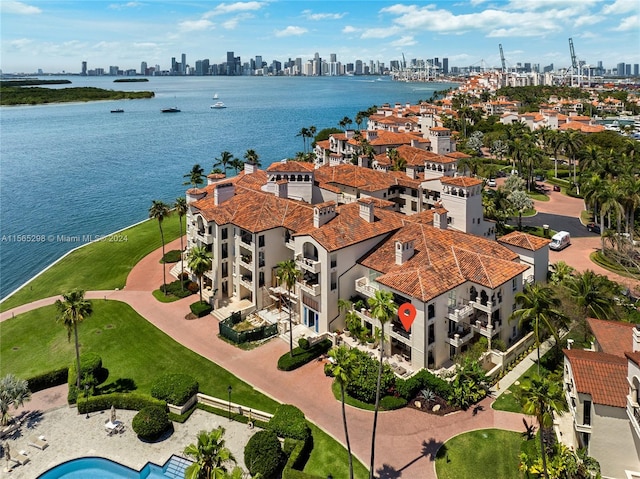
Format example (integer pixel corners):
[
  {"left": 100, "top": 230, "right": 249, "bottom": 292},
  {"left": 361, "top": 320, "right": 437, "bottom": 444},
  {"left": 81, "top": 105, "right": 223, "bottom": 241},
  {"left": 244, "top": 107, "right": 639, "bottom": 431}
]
[{"left": 550, "top": 231, "right": 571, "bottom": 251}]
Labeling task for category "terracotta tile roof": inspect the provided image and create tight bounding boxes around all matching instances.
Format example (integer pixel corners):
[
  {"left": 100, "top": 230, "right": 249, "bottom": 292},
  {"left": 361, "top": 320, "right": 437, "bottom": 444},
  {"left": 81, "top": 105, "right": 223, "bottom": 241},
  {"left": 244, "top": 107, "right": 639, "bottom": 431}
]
[
  {"left": 587, "top": 318, "right": 635, "bottom": 357},
  {"left": 266, "top": 161, "right": 315, "bottom": 173},
  {"left": 445, "top": 151, "right": 471, "bottom": 159},
  {"left": 440, "top": 176, "right": 483, "bottom": 187},
  {"left": 564, "top": 349, "right": 628, "bottom": 407},
  {"left": 625, "top": 351, "right": 640, "bottom": 366},
  {"left": 559, "top": 121, "right": 605, "bottom": 133},
  {"left": 430, "top": 126, "right": 451, "bottom": 132},
  {"left": 295, "top": 202, "right": 404, "bottom": 252},
  {"left": 234, "top": 169, "right": 269, "bottom": 191},
  {"left": 498, "top": 231, "right": 551, "bottom": 251},
  {"left": 388, "top": 171, "right": 422, "bottom": 188},
  {"left": 404, "top": 207, "right": 447, "bottom": 225},
  {"left": 394, "top": 145, "right": 447, "bottom": 166},
  {"left": 359, "top": 222, "right": 526, "bottom": 301},
  {"left": 207, "top": 173, "right": 227, "bottom": 180},
  {"left": 316, "top": 139, "right": 331, "bottom": 149},
  {"left": 348, "top": 130, "right": 423, "bottom": 147},
  {"left": 315, "top": 164, "right": 399, "bottom": 192}
]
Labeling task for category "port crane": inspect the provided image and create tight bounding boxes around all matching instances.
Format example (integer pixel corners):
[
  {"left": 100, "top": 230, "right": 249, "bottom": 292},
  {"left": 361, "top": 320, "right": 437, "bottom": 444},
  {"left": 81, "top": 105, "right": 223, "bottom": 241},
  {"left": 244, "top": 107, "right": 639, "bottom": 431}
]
[{"left": 499, "top": 44, "right": 506, "bottom": 73}]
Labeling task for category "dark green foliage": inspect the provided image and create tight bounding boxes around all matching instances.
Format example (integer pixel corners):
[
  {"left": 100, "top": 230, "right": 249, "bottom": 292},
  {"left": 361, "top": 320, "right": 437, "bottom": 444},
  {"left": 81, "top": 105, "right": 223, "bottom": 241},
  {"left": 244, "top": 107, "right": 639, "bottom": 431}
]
[
  {"left": 0, "top": 79, "right": 71, "bottom": 87},
  {"left": 323, "top": 363, "right": 334, "bottom": 377},
  {"left": 132, "top": 405, "right": 171, "bottom": 441},
  {"left": 313, "top": 127, "right": 343, "bottom": 143},
  {"left": 448, "top": 358, "right": 489, "bottom": 409},
  {"left": 244, "top": 430, "right": 286, "bottom": 478},
  {"left": 282, "top": 438, "right": 317, "bottom": 479},
  {"left": 195, "top": 403, "right": 269, "bottom": 430},
  {"left": 345, "top": 350, "right": 395, "bottom": 404},
  {"left": 395, "top": 368, "right": 453, "bottom": 401},
  {"left": 77, "top": 392, "right": 166, "bottom": 415},
  {"left": 68, "top": 352, "right": 103, "bottom": 399},
  {"left": 167, "top": 405, "right": 197, "bottom": 423},
  {"left": 27, "top": 367, "right": 68, "bottom": 393},
  {"left": 277, "top": 339, "right": 332, "bottom": 371},
  {"left": 187, "top": 282, "right": 199, "bottom": 293},
  {"left": 219, "top": 311, "right": 279, "bottom": 344},
  {"left": 159, "top": 279, "right": 194, "bottom": 298},
  {"left": 379, "top": 395, "right": 407, "bottom": 410},
  {"left": 160, "top": 249, "right": 182, "bottom": 263},
  {"left": 298, "top": 337, "right": 310, "bottom": 350},
  {"left": 0, "top": 86, "right": 154, "bottom": 106},
  {"left": 268, "top": 405, "right": 311, "bottom": 442},
  {"left": 113, "top": 78, "right": 148, "bottom": 83},
  {"left": 190, "top": 301, "right": 212, "bottom": 317},
  {"left": 150, "top": 373, "right": 198, "bottom": 405}
]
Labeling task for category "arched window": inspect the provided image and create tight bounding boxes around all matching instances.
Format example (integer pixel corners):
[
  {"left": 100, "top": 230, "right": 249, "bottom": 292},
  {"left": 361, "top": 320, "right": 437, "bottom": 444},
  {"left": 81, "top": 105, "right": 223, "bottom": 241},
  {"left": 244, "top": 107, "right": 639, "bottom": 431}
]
[{"left": 470, "top": 286, "right": 478, "bottom": 302}]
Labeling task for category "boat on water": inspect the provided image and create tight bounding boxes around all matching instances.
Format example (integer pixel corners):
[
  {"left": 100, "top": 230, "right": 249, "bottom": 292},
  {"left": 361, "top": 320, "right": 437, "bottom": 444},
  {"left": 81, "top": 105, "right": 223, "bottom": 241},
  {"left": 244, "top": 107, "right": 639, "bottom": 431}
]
[
  {"left": 161, "top": 107, "right": 180, "bottom": 113},
  {"left": 210, "top": 101, "right": 226, "bottom": 109},
  {"left": 213, "top": 93, "right": 219, "bottom": 99},
  {"left": 110, "top": 108, "right": 124, "bottom": 113}
]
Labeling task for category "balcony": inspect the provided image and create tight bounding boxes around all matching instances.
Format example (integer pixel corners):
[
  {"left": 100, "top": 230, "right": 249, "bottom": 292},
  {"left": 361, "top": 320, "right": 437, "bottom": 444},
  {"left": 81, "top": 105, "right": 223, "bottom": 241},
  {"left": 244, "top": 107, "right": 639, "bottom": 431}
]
[
  {"left": 240, "top": 233, "right": 252, "bottom": 246},
  {"left": 447, "top": 325, "right": 473, "bottom": 348},
  {"left": 355, "top": 277, "right": 379, "bottom": 298},
  {"left": 627, "top": 398, "right": 640, "bottom": 439},
  {"left": 240, "top": 274, "right": 253, "bottom": 289},
  {"left": 472, "top": 319, "right": 502, "bottom": 338},
  {"left": 196, "top": 229, "right": 214, "bottom": 245},
  {"left": 239, "top": 253, "right": 253, "bottom": 268},
  {"left": 448, "top": 302, "right": 474, "bottom": 322},
  {"left": 298, "top": 279, "right": 320, "bottom": 296},
  {"left": 391, "top": 321, "right": 411, "bottom": 340},
  {"left": 469, "top": 299, "right": 496, "bottom": 314},
  {"left": 295, "top": 253, "right": 321, "bottom": 274}
]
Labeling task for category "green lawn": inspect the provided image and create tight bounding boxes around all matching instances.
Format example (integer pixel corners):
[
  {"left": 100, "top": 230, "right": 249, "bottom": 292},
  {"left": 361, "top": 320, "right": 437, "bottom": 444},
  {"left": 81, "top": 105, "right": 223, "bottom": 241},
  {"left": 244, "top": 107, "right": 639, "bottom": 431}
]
[
  {"left": 0, "top": 215, "right": 183, "bottom": 312},
  {"left": 435, "top": 429, "right": 526, "bottom": 479},
  {"left": 305, "top": 422, "right": 369, "bottom": 479},
  {"left": 0, "top": 300, "right": 278, "bottom": 413}
]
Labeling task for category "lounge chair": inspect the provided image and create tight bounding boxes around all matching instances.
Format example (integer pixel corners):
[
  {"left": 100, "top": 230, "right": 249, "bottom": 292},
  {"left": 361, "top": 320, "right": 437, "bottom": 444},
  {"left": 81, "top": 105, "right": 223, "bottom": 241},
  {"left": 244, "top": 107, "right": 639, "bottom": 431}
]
[
  {"left": 12, "top": 451, "right": 30, "bottom": 465},
  {"left": 28, "top": 435, "right": 48, "bottom": 450}
]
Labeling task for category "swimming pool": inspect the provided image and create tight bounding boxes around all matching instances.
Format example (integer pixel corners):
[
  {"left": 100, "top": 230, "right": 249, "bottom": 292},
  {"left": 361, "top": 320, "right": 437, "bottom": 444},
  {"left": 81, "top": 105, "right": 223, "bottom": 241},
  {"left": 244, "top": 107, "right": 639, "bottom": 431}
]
[{"left": 37, "top": 455, "right": 191, "bottom": 479}]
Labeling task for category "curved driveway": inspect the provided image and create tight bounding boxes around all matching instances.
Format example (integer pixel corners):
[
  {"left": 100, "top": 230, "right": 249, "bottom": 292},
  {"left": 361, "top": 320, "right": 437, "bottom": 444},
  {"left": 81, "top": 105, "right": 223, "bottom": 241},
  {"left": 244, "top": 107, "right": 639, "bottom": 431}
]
[{"left": 2, "top": 237, "right": 527, "bottom": 479}]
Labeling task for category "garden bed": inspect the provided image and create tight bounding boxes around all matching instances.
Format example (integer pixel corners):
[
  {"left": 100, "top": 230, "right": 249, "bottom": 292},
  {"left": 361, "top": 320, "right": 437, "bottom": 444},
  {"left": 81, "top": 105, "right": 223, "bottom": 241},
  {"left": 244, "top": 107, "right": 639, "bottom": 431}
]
[{"left": 408, "top": 394, "right": 458, "bottom": 416}]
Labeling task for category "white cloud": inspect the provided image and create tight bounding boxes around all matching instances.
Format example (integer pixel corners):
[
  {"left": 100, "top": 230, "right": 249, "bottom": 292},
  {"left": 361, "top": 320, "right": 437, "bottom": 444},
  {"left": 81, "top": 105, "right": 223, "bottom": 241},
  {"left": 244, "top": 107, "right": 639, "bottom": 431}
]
[
  {"left": 301, "top": 10, "right": 346, "bottom": 21},
  {"left": 361, "top": 27, "right": 400, "bottom": 39},
  {"left": 602, "top": 0, "right": 638, "bottom": 15},
  {"left": 204, "top": 2, "right": 264, "bottom": 18},
  {"left": 1, "top": 1, "right": 41, "bottom": 14},
  {"left": 613, "top": 15, "right": 639, "bottom": 31},
  {"left": 222, "top": 13, "right": 253, "bottom": 30},
  {"left": 275, "top": 26, "right": 307, "bottom": 37},
  {"left": 391, "top": 36, "right": 416, "bottom": 47},
  {"left": 573, "top": 15, "right": 602, "bottom": 28},
  {"left": 7, "top": 38, "right": 34, "bottom": 49},
  {"left": 178, "top": 19, "right": 215, "bottom": 32},
  {"left": 342, "top": 25, "right": 358, "bottom": 34},
  {"left": 108, "top": 2, "right": 143, "bottom": 10}
]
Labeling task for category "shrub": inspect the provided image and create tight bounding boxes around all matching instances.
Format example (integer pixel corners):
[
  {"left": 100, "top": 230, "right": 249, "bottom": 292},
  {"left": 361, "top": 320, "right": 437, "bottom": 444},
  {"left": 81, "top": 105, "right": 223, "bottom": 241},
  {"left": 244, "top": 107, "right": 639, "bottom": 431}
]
[
  {"left": 380, "top": 395, "right": 407, "bottom": 410},
  {"left": 150, "top": 373, "right": 198, "bottom": 406},
  {"left": 160, "top": 249, "right": 182, "bottom": 263},
  {"left": 132, "top": 405, "right": 171, "bottom": 441},
  {"left": 27, "top": 367, "right": 68, "bottom": 393},
  {"left": 267, "top": 405, "right": 310, "bottom": 442},
  {"left": 282, "top": 437, "right": 315, "bottom": 479},
  {"left": 178, "top": 272, "right": 190, "bottom": 281},
  {"left": 187, "top": 281, "right": 200, "bottom": 293},
  {"left": 298, "top": 337, "right": 310, "bottom": 350},
  {"left": 277, "top": 339, "right": 332, "bottom": 371},
  {"left": 323, "top": 363, "right": 334, "bottom": 377},
  {"left": 77, "top": 392, "right": 166, "bottom": 415},
  {"left": 190, "top": 301, "right": 212, "bottom": 317},
  {"left": 492, "top": 338, "right": 507, "bottom": 352},
  {"left": 244, "top": 430, "right": 286, "bottom": 479},
  {"left": 346, "top": 351, "right": 395, "bottom": 404},
  {"left": 67, "top": 353, "right": 104, "bottom": 402},
  {"left": 396, "top": 369, "right": 452, "bottom": 401},
  {"left": 159, "top": 279, "right": 193, "bottom": 298}
]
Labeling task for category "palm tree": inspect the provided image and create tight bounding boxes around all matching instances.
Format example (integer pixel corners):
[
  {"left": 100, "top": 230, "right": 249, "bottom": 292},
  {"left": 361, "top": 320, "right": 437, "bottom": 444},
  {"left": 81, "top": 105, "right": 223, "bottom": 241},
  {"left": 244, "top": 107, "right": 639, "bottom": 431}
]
[
  {"left": 175, "top": 197, "right": 188, "bottom": 291},
  {"left": 516, "top": 373, "right": 568, "bottom": 479},
  {"left": 243, "top": 149, "right": 261, "bottom": 167},
  {"left": 276, "top": 260, "right": 301, "bottom": 357},
  {"left": 620, "top": 175, "right": 640, "bottom": 243},
  {"left": 510, "top": 283, "right": 568, "bottom": 374},
  {"left": 187, "top": 246, "right": 213, "bottom": 304},
  {"left": 598, "top": 181, "right": 624, "bottom": 252},
  {"left": 296, "top": 127, "right": 310, "bottom": 153},
  {"left": 55, "top": 289, "right": 93, "bottom": 389},
  {"left": 559, "top": 130, "right": 584, "bottom": 192},
  {"left": 230, "top": 157, "right": 244, "bottom": 175},
  {"left": 327, "top": 346, "right": 358, "bottom": 479},
  {"left": 149, "top": 200, "right": 171, "bottom": 294},
  {"left": 213, "top": 151, "right": 234, "bottom": 175},
  {"left": 355, "top": 110, "right": 368, "bottom": 130},
  {"left": 566, "top": 270, "right": 617, "bottom": 322},
  {"left": 339, "top": 116, "right": 353, "bottom": 131},
  {"left": 184, "top": 164, "right": 205, "bottom": 189},
  {"left": 183, "top": 427, "right": 236, "bottom": 479},
  {"left": 367, "top": 289, "right": 397, "bottom": 479},
  {"left": 549, "top": 261, "right": 574, "bottom": 285},
  {"left": 0, "top": 374, "right": 31, "bottom": 426}
]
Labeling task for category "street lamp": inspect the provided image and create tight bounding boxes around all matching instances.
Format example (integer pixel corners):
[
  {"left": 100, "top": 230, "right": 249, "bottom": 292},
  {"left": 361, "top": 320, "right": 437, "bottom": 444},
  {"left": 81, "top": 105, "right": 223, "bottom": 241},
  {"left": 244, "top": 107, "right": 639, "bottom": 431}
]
[
  {"left": 227, "top": 386, "right": 232, "bottom": 421},
  {"left": 84, "top": 384, "right": 90, "bottom": 419}
]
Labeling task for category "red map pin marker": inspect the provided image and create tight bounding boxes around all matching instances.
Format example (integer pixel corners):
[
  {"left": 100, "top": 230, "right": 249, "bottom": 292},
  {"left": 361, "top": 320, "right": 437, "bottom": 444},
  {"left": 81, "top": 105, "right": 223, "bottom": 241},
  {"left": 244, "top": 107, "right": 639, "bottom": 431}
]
[{"left": 398, "top": 303, "right": 416, "bottom": 332}]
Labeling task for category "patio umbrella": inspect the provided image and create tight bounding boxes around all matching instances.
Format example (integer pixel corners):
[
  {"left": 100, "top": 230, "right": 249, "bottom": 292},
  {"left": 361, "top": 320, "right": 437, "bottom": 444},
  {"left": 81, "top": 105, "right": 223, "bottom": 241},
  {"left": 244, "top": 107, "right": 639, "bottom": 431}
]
[
  {"left": 4, "top": 442, "right": 10, "bottom": 468},
  {"left": 110, "top": 405, "right": 116, "bottom": 423}
]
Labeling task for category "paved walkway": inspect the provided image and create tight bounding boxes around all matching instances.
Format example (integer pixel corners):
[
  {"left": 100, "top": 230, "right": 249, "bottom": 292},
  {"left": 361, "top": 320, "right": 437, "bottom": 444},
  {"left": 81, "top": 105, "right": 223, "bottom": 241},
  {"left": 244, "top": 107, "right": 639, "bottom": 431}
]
[{"left": 1, "top": 237, "right": 528, "bottom": 479}]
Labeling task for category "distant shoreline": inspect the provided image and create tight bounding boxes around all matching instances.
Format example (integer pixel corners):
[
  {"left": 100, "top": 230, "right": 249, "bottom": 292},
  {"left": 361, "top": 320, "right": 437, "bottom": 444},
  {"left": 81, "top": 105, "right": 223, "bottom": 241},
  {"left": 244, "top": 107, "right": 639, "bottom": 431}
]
[{"left": 0, "top": 84, "right": 154, "bottom": 106}]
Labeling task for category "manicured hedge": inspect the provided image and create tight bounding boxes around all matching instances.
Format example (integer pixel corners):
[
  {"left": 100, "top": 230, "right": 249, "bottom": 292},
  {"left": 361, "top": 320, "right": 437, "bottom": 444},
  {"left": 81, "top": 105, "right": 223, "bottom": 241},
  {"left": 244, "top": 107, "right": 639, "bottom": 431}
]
[
  {"left": 267, "top": 405, "right": 311, "bottom": 442},
  {"left": 245, "top": 430, "right": 286, "bottom": 479},
  {"left": 150, "top": 373, "right": 198, "bottom": 406},
  {"left": 379, "top": 395, "right": 408, "bottom": 410},
  {"left": 277, "top": 339, "right": 332, "bottom": 371},
  {"left": 132, "top": 405, "right": 171, "bottom": 441},
  {"left": 27, "top": 367, "right": 68, "bottom": 393},
  {"left": 160, "top": 279, "right": 195, "bottom": 298},
  {"left": 77, "top": 392, "right": 166, "bottom": 414},
  {"left": 190, "top": 301, "right": 212, "bottom": 317},
  {"left": 282, "top": 437, "right": 318, "bottom": 479},
  {"left": 395, "top": 368, "right": 452, "bottom": 401},
  {"left": 160, "top": 250, "right": 182, "bottom": 263},
  {"left": 67, "top": 352, "right": 104, "bottom": 403}
]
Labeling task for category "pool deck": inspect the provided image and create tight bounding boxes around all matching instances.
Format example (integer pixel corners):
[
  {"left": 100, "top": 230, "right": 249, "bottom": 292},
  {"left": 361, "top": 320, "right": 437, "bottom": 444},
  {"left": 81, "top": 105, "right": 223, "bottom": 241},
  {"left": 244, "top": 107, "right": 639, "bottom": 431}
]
[{"left": 2, "top": 406, "right": 255, "bottom": 478}]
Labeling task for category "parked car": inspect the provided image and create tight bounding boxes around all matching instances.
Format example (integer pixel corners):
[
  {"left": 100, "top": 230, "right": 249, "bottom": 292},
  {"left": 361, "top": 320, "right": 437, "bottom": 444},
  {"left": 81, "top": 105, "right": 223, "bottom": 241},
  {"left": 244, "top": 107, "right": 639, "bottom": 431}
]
[
  {"left": 487, "top": 178, "right": 497, "bottom": 187},
  {"left": 586, "top": 223, "right": 601, "bottom": 234},
  {"left": 553, "top": 185, "right": 561, "bottom": 192}
]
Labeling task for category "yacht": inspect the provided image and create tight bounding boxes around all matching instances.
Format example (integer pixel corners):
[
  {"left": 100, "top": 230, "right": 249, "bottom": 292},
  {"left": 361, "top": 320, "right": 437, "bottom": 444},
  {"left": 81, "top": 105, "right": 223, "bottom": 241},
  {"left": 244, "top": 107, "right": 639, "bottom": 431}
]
[
  {"left": 210, "top": 101, "right": 226, "bottom": 109},
  {"left": 110, "top": 108, "right": 124, "bottom": 113},
  {"left": 161, "top": 107, "right": 180, "bottom": 113}
]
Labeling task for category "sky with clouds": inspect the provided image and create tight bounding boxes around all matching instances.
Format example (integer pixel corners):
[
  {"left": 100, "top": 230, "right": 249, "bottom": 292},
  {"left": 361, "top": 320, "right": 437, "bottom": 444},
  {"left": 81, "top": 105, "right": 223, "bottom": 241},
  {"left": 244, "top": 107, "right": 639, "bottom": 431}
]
[{"left": 1, "top": 0, "right": 639, "bottom": 73}]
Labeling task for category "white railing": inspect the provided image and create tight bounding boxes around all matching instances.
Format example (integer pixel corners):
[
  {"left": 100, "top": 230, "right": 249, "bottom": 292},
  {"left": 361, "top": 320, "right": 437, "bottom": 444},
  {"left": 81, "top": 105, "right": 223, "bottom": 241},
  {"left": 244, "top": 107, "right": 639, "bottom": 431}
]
[
  {"left": 196, "top": 393, "right": 273, "bottom": 423},
  {"left": 355, "top": 277, "right": 379, "bottom": 297}
]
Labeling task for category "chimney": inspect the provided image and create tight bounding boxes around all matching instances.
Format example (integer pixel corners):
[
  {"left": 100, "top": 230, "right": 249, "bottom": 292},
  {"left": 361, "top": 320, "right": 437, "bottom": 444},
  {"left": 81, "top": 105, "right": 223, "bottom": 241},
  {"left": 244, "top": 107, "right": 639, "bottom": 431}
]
[
  {"left": 214, "top": 182, "right": 235, "bottom": 205},
  {"left": 366, "top": 130, "right": 378, "bottom": 141},
  {"left": 244, "top": 162, "right": 257, "bottom": 174},
  {"left": 395, "top": 240, "right": 414, "bottom": 265},
  {"left": 207, "top": 173, "right": 226, "bottom": 186},
  {"left": 313, "top": 202, "right": 336, "bottom": 228},
  {"left": 406, "top": 166, "right": 416, "bottom": 180},
  {"left": 358, "top": 198, "right": 375, "bottom": 223},
  {"left": 275, "top": 179, "right": 288, "bottom": 199},
  {"left": 433, "top": 209, "right": 448, "bottom": 229},
  {"left": 634, "top": 325, "right": 640, "bottom": 352}
]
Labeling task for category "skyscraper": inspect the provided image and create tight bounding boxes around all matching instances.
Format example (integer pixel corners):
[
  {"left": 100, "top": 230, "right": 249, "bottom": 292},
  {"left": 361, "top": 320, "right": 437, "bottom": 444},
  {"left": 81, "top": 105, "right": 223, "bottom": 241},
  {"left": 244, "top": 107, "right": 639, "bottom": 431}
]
[
  {"left": 140, "top": 61, "right": 147, "bottom": 75},
  {"left": 442, "top": 58, "right": 449, "bottom": 75},
  {"left": 617, "top": 62, "right": 625, "bottom": 76},
  {"left": 81, "top": 61, "right": 87, "bottom": 76},
  {"left": 181, "top": 53, "right": 186, "bottom": 74}
]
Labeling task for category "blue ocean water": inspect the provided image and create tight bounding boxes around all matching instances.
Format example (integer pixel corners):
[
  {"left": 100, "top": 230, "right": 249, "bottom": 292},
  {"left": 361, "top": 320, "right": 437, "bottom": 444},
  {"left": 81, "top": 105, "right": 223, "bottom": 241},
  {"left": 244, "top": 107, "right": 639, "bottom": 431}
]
[{"left": 0, "top": 76, "right": 454, "bottom": 299}]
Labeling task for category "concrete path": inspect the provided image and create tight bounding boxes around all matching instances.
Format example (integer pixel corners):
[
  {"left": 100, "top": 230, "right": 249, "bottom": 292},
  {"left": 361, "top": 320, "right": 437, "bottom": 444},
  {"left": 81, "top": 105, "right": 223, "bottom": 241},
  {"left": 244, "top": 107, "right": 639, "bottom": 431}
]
[{"left": 1, "top": 236, "right": 529, "bottom": 479}]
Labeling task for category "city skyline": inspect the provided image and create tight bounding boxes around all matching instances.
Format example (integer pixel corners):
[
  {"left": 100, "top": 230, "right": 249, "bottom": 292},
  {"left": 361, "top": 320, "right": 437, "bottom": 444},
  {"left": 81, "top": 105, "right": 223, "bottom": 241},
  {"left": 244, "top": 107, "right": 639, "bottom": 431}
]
[{"left": 1, "top": 0, "right": 639, "bottom": 74}]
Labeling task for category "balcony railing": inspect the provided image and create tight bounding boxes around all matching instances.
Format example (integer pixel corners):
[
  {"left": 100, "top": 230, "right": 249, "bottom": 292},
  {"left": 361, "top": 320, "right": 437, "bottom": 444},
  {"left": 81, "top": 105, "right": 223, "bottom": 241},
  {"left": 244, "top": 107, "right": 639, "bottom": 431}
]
[
  {"left": 298, "top": 279, "right": 320, "bottom": 296},
  {"left": 196, "top": 229, "right": 214, "bottom": 244},
  {"left": 448, "top": 302, "right": 474, "bottom": 322},
  {"left": 240, "top": 234, "right": 252, "bottom": 246},
  {"left": 240, "top": 275, "right": 253, "bottom": 288},
  {"left": 239, "top": 254, "right": 252, "bottom": 267},
  {"left": 627, "top": 399, "right": 640, "bottom": 439},
  {"left": 355, "top": 277, "right": 379, "bottom": 298},
  {"left": 447, "top": 325, "right": 473, "bottom": 348},
  {"left": 295, "top": 253, "right": 321, "bottom": 274},
  {"left": 473, "top": 319, "right": 502, "bottom": 338},
  {"left": 392, "top": 321, "right": 411, "bottom": 339}
]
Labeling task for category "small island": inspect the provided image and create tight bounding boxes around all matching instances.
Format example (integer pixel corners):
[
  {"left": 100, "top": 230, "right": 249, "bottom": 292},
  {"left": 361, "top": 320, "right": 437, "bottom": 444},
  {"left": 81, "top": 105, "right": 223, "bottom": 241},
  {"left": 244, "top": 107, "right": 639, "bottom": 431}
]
[
  {"left": 0, "top": 83, "right": 155, "bottom": 105},
  {"left": 114, "top": 78, "right": 149, "bottom": 83}
]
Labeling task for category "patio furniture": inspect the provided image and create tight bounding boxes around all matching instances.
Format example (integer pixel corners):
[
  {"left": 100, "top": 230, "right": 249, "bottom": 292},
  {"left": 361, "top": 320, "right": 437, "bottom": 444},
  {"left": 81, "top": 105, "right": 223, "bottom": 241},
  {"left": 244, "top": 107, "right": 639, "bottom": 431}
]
[
  {"left": 28, "top": 435, "right": 48, "bottom": 450},
  {"left": 11, "top": 451, "right": 29, "bottom": 466}
]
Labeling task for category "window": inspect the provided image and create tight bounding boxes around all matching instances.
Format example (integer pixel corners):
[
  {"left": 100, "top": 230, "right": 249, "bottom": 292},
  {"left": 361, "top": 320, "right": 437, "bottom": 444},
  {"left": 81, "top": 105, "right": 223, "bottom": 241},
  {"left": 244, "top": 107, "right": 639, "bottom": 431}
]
[
  {"left": 411, "top": 201, "right": 417, "bottom": 212},
  {"left": 258, "top": 235, "right": 265, "bottom": 248},
  {"left": 331, "top": 272, "right": 337, "bottom": 291},
  {"left": 583, "top": 400, "right": 591, "bottom": 426},
  {"left": 221, "top": 227, "right": 228, "bottom": 240},
  {"left": 428, "top": 324, "right": 435, "bottom": 345},
  {"left": 258, "top": 251, "right": 265, "bottom": 268},
  {"left": 221, "top": 243, "right": 228, "bottom": 259},
  {"left": 428, "top": 304, "right": 435, "bottom": 319},
  {"left": 259, "top": 271, "right": 265, "bottom": 287},
  {"left": 330, "top": 254, "right": 337, "bottom": 269},
  {"left": 221, "top": 262, "right": 228, "bottom": 278}
]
